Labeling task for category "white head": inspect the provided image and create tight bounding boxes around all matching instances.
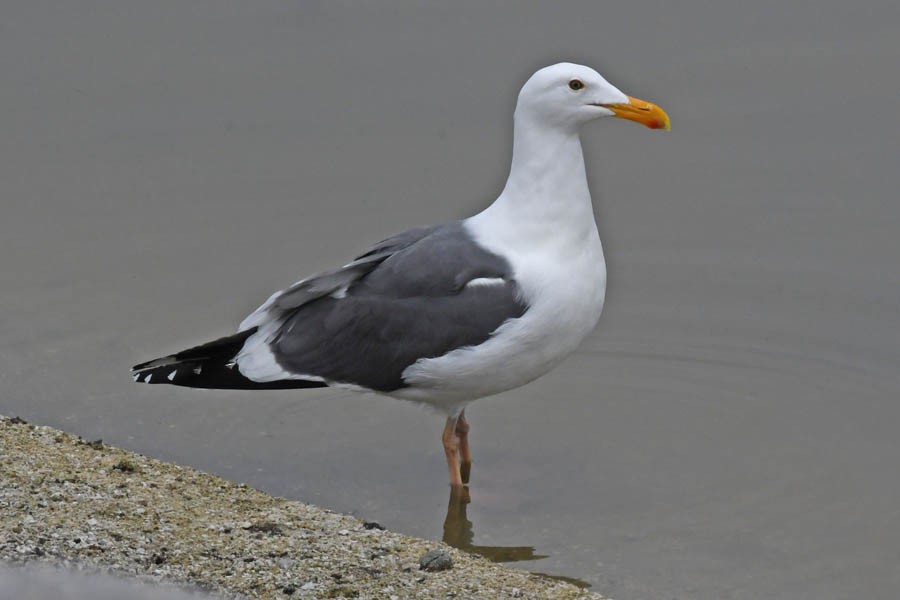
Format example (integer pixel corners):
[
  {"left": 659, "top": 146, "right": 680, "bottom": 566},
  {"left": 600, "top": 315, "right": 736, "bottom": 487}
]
[{"left": 515, "top": 62, "right": 670, "bottom": 132}]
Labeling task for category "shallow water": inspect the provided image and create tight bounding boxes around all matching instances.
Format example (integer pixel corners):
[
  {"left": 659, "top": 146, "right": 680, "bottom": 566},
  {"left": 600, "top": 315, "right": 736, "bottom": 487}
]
[
  {"left": 2, "top": 2, "right": 900, "bottom": 599},
  {"left": 0, "top": 564, "right": 219, "bottom": 600}
]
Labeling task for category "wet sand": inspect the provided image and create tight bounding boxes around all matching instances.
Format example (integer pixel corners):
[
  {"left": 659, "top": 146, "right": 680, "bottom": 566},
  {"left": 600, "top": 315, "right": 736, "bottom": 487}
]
[{"left": 2, "top": 2, "right": 900, "bottom": 599}]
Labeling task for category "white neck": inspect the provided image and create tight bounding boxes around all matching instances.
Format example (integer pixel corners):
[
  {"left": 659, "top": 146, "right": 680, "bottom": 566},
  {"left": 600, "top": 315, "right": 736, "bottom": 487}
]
[{"left": 469, "top": 112, "right": 599, "bottom": 248}]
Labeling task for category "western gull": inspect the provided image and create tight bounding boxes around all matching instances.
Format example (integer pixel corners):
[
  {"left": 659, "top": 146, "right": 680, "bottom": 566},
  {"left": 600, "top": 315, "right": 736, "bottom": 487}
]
[{"left": 132, "top": 62, "right": 670, "bottom": 487}]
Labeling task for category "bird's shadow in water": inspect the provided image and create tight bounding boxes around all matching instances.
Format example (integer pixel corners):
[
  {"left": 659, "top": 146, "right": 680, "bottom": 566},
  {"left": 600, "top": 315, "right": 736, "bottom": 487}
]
[{"left": 442, "top": 485, "right": 591, "bottom": 589}]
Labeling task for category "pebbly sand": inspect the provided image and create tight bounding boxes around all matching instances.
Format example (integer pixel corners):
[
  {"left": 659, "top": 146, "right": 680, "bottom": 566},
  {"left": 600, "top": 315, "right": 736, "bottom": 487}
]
[{"left": 0, "top": 415, "right": 604, "bottom": 599}]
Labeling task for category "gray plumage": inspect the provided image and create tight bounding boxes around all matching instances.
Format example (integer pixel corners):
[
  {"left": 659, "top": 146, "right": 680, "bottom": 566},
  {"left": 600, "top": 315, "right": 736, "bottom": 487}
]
[
  {"left": 269, "top": 222, "right": 527, "bottom": 391},
  {"left": 133, "top": 222, "right": 527, "bottom": 392},
  {"left": 272, "top": 226, "right": 440, "bottom": 311}
]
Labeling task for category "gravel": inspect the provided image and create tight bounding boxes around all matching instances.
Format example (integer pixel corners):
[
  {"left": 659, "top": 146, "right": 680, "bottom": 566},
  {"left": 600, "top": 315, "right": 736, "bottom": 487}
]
[{"left": 0, "top": 415, "right": 606, "bottom": 599}]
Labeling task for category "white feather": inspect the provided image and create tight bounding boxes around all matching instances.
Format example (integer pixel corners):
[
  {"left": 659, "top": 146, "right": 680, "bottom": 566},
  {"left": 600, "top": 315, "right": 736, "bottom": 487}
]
[
  {"left": 235, "top": 317, "right": 326, "bottom": 384},
  {"left": 330, "top": 284, "right": 350, "bottom": 299},
  {"left": 238, "top": 290, "right": 282, "bottom": 331},
  {"left": 464, "top": 277, "right": 506, "bottom": 288}
]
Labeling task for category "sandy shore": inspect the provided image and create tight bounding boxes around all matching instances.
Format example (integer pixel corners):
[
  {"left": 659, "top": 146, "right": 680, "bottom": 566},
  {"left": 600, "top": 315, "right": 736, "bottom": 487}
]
[{"left": 0, "top": 415, "right": 604, "bottom": 599}]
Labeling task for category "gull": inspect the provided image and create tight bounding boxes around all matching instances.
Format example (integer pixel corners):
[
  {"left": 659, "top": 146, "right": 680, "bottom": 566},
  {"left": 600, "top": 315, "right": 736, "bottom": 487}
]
[{"left": 132, "top": 62, "right": 670, "bottom": 487}]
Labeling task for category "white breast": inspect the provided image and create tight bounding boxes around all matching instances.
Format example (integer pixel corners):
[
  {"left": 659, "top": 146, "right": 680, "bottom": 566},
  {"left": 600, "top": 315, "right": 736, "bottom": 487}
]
[{"left": 396, "top": 216, "right": 606, "bottom": 409}]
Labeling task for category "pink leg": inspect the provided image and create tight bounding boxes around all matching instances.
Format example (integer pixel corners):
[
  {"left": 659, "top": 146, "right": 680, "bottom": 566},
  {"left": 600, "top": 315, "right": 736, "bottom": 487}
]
[{"left": 442, "top": 417, "right": 464, "bottom": 487}]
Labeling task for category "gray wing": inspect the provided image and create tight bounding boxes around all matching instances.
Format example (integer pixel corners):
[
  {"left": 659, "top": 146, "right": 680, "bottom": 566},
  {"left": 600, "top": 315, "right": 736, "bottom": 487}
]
[
  {"left": 245, "top": 222, "right": 527, "bottom": 392},
  {"left": 238, "top": 225, "right": 438, "bottom": 329}
]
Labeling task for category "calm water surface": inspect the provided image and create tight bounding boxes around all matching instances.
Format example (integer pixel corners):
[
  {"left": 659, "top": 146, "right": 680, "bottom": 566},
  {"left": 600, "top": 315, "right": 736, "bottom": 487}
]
[{"left": 2, "top": 2, "right": 899, "bottom": 599}]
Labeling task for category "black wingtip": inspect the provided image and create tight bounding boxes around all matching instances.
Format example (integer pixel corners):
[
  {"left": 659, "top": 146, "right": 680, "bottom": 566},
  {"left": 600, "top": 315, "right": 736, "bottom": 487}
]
[
  {"left": 132, "top": 327, "right": 329, "bottom": 390},
  {"left": 132, "top": 359, "right": 328, "bottom": 390}
]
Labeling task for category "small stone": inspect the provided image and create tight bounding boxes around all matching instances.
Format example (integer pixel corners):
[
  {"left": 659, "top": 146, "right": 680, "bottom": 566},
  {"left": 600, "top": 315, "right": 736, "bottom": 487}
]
[
  {"left": 300, "top": 582, "right": 317, "bottom": 591},
  {"left": 282, "top": 584, "right": 296, "bottom": 595},
  {"left": 363, "top": 521, "right": 385, "bottom": 530},
  {"left": 418, "top": 549, "right": 453, "bottom": 572},
  {"left": 245, "top": 521, "right": 283, "bottom": 535},
  {"left": 113, "top": 459, "right": 137, "bottom": 473}
]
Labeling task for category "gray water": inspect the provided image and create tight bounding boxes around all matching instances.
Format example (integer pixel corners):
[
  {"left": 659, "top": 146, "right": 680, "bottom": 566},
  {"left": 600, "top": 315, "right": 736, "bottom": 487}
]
[
  {"left": 0, "top": 564, "right": 220, "bottom": 600},
  {"left": 3, "top": 2, "right": 900, "bottom": 599}
]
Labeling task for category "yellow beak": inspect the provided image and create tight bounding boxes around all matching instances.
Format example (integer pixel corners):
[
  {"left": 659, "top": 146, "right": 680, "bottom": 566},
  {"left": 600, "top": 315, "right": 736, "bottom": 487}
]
[{"left": 601, "top": 95, "right": 671, "bottom": 131}]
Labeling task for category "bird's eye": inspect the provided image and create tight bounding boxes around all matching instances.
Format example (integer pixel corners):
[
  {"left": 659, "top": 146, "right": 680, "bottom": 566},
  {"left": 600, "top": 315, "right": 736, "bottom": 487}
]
[{"left": 568, "top": 79, "right": 584, "bottom": 91}]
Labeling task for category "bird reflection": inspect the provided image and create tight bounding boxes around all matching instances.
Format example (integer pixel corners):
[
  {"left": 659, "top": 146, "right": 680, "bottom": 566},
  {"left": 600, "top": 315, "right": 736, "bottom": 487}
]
[
  {"left": 442, "top": 485, "right": 546, "bottom": 562},
  {"left": 442, "top": 485, "right": 592, "bottom": 588}
]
